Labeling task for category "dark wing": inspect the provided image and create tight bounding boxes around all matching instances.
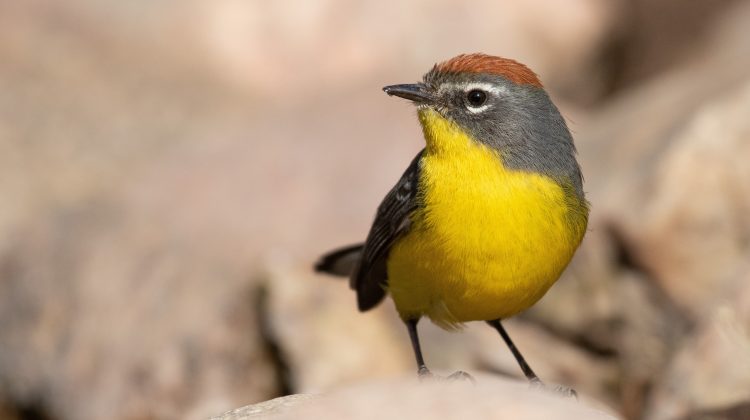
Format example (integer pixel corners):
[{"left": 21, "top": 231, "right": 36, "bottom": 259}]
[{"left": 352, "top": 149, "right": 424, "bottom": 311}]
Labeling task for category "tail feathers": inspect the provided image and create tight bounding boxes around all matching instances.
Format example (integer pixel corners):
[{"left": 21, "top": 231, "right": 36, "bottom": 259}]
[{"left": 314, "top": 244, "right": 364, "bottom": 277}]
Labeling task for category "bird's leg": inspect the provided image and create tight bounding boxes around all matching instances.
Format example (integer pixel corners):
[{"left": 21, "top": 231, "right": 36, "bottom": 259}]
[
  {"left": 406, "top": 318, "right": 475, "bottom": 383},
  {"left": 486, "top": 319, "right": 540, "bottom": 382},
  {"left": 487, "top": 319, "right": 576, "bottom": 398},
  {"left": 405, "top": 318, "right": 432, "bottom": 378}
]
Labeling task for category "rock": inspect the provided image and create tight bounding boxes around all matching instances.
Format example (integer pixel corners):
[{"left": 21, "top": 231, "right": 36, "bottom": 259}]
[
  {"left": 645, "top": 276, "right": 750, "bottom": 420},
  {"left": 610, "top": 271, "right": 688, "bottom": 419},
  {"left": 606, "top": 0, "right": 743, "bottom": 89},
  {"left": 606, "top": 78, "right": 750, "bottom": 319},
  {"left": 264, "top": 265, "right": 412, "bottom": 392},
  {"left": 209, "top": 375, "right": 619, "bottom": 420},
  {"left": 208, "top": 394, "right": 317, "bottom": 420},
  {"left": 0, "top": 216, "right": 283, "bottom": 420},
  {"left": 524, "top": 244, "right": 687, "bottom": 417},
  {"left": 577, "top": 0, "right": 750, "bottom": 203},
  {"left": 0, "top": 3, "right": 287, "bottom": 419}
]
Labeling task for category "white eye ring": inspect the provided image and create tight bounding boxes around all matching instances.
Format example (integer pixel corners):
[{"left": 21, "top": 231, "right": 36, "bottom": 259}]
[
  {"left": 462, "top": 82, "right": 505, "bottom": 113},
  {"left": 435, "top": 81, "right": 506, "bottom": 113},
  {"left": 466, "top": 104, "right": 491, "bottom": 114}
]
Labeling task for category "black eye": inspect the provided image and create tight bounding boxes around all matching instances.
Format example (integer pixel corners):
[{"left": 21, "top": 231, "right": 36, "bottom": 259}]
[{"left": 466, "top": 89, "right": 487, "bottom": 107}]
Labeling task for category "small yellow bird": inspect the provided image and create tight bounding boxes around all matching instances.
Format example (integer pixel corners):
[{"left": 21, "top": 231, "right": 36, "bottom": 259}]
[{"left": 316, "top": 53, "right": 589, "bottom": 393}]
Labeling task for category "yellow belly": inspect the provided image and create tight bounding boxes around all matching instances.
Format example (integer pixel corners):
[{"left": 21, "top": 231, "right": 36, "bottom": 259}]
[{"left": 387, "top": 109, "right": 587, "bottom": 329}]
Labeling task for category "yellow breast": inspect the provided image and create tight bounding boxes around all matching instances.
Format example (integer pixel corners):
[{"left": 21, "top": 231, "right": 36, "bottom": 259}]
[{"left": 387, "top": 109, "right": 587, "bottom": 329}]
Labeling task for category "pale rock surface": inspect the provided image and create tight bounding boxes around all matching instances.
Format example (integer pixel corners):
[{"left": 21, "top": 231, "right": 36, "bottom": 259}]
[
  {"left": 645, "top": 264, "right": 750, "bottom": 419},
  {"left": 210, "top": 375, "right": 619, "bottom": 420}
]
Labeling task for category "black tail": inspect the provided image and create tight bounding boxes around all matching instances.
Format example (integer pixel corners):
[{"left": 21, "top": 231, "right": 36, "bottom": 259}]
[{"left": 314, "top": 244, "right": 364, "bottom": 277}]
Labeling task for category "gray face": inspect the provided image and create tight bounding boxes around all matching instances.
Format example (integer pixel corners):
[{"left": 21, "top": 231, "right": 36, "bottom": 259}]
[{"left": 421, "top": 70, "right": 586, "bottom": 201}]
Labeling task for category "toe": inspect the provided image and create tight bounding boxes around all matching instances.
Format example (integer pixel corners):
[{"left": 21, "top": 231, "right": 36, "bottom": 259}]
[
  {"left": 446, "top": 370, "right": 476, "bottom": 383},
  {"left": 529, "top": 380, "right": 577, "bottom": 399},
  {"left": 552, "top": 385, "right": 578, "bottom": 399}
]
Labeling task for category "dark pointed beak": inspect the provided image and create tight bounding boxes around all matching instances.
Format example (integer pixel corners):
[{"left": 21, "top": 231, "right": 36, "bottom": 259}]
[{"left": 382, "top": 83, "right": 433, "bottom": 104}]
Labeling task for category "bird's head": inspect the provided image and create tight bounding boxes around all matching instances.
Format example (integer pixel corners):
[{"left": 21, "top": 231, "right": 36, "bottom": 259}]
[{"left": 383, "top": 53, "right": 583, "bottom": 197}]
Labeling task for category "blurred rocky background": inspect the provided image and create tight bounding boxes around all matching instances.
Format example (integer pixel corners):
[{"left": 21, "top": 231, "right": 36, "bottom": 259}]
[{"left": 1, "top": 0, "right": 750, "bottom": 419}]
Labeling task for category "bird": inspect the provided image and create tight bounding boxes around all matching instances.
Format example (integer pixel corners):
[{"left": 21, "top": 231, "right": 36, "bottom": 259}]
[{"left": 315, "top": 53, "right": 589, "bottom": 393}]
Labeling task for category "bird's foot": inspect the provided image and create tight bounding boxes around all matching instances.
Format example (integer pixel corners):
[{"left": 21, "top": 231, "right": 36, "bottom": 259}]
[
  {"left": 529, "top": 378, "right": 577, "bottom": 399},
  {"left": 417, "top": 366, "right": 433, "bottom": 381},
  {"left": 417, "top": 367, "right": 475, "bottom": 384},
  {"left": 446, "top": 370, "right": 476, "bottom": 383}
]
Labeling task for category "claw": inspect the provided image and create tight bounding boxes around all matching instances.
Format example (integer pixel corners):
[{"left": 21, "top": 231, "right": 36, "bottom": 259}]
[
  {"left": 551, "top": 384, "right": 578, "bottom": 399},
  {"left": 529, "top": 379, "right": 577, "bottom": 399}
]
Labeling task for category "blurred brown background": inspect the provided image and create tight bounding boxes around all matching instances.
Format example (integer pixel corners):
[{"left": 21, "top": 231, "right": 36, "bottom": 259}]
[{"left": 2, "top": 1, "right": 750, "bottom": 419}]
